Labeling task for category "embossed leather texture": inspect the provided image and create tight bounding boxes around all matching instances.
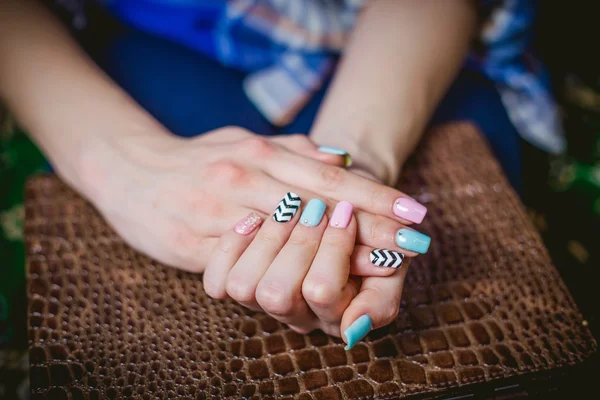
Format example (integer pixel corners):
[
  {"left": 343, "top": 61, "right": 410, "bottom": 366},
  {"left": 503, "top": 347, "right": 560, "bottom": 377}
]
[{"left": 27, "top": 123, "right": 597, "bottom": 399}]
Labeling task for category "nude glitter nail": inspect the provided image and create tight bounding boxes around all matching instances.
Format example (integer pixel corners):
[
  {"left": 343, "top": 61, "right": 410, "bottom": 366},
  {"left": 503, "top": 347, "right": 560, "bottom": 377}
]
[{"left": 234, "top": 213, "right": 263, "bottom": 235}]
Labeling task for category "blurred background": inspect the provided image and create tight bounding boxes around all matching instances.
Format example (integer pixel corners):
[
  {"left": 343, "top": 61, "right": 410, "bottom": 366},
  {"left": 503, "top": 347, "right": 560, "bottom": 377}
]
[{"left": 1, "top": 1, "right": 599, "bottom": 398}]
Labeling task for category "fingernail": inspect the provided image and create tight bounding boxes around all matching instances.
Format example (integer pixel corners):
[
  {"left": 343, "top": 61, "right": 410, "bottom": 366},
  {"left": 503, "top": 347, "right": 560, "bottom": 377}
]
[
  {"left": 344, "top": 314, "right": 372, "bottom": 350},
  {"left": 395, "top": 228, "right": 431, "bottom": 254},
  {"left": 273, "top": 192, "right": 301, "bottom": 223},
  {"left": 317, "top": 146, "right": 352, "bottom": 167},
  {"left": 330, "top": 201, "right": 353, "bottom": 228},
  {"left": 300, "top": 198, "right": 327, "bottom": 227},
  {"left": 370, "top": 249, "right": 404, "bottom": 268},
  {"left": 393, "top": 198, "right": 427, "bottom": 224},
  {"left": 234, "top": 212, "right": 263, "bottom": 235}
]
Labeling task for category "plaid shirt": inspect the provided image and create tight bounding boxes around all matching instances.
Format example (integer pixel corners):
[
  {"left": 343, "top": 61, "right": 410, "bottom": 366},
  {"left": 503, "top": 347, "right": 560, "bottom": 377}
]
[{"left": 53, "top": 0, "right": 565, "bottom": 153}]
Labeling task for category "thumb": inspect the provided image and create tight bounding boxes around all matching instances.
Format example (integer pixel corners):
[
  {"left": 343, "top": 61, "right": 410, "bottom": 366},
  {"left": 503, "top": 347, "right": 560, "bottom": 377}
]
[
  {"left": 340, "top": 265, "right": 409, "bottom": 350},
  {"left": 270, "top": 135, "right": 350, "bottom": 167}
]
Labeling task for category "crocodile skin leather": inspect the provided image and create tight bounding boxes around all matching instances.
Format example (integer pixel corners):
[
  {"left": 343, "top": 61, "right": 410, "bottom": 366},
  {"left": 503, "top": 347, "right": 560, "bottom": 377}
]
[{"left": 27, "top": 123, "right": 597, "bottom": 399}]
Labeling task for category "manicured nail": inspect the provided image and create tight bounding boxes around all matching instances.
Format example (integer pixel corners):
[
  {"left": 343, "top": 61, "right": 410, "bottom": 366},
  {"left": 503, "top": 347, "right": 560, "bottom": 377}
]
[
  {"left": 300, "top": 198, "right": 326, "bottom": 227},
  {"left": 317, "top": 146, "right": 352, "bottom": 167},
  {"left": 273, "top": 192, "right": 301, "bottom": 223},
  {"left": 330, "top": 201, "right": 353, "bottom": 228},
  {"left": 370, "top": 249, "right": 404, "bottom": 268},
  {"left": 393, "top": 198, "right": 427, "bottom": 224},
  {"left": 234, "top": 212, "right": 263, "bottom": 235},
  {"left": 344, "top": 314, "right": 372, "bottom": 350},
  {"left": 395, "top": 228, "right": 431, "bottom": 254}
]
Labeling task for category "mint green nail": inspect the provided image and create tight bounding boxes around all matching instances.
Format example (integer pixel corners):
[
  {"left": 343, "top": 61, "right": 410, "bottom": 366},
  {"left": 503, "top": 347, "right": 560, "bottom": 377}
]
[
  {"left": 318, "top": 146, "right": 347, "bottom": 155},
  {"left": 395, "top": 228, "right": 431, "bottom": 254},
  {"left": 317, "top": 146, "right": 352, "bottom": 167},
  {"left": 344, "top": 314, "right": 372, "bottom": 350},
  {"left": 300, "top": 199, "right": 326, "bottom": 227}
]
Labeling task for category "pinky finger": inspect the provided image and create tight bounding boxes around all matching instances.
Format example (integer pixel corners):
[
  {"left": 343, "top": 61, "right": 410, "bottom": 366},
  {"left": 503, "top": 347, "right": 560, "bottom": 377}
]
[{"left": 203, "top": 212, "right": 264, "bottom": 299}]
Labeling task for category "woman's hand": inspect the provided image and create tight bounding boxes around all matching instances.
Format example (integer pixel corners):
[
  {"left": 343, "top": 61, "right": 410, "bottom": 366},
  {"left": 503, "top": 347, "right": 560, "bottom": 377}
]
[
  {"left": 204, "top": 199, "right": 411, "bottom": 348},
  {"left": 81, "top": 126, "right": 428, "bottom": 273}
]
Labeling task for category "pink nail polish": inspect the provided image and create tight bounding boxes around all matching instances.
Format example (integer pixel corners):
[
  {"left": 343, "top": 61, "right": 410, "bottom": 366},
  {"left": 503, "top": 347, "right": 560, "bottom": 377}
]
[
  {"left": 393, "top": 198, "right": 427, "bottom": 224},
  {"left": 330, "top": 201, "right": 353, "bottom": 228},
  {"left": 234, "top": 212, "right": 262, "bottom": 235}
]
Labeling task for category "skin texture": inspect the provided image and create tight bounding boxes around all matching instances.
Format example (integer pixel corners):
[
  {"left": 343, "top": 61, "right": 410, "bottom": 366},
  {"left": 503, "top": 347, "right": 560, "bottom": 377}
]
[{"left": 0, "top": 0, "right": 477, "bottom": 342}]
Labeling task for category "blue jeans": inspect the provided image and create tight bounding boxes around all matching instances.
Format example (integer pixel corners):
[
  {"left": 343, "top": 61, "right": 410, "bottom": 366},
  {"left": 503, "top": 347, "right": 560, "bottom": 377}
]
[{"left": 100, "top": 31, "right": 522, "bottom": 190}]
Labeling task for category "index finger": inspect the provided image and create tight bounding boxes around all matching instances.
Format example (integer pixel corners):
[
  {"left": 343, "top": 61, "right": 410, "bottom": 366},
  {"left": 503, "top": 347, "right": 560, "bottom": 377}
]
[
  {"left": 302, "top": 201, "right": 357, "bottom": 324},
  {"left": 257, "top": 148, "right": 427, "bottom": 224}
]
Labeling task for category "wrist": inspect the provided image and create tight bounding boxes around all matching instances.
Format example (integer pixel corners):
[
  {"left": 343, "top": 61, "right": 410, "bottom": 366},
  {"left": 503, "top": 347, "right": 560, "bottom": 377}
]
[
  {"left": 75, "top": 125, "right": 178, "bottom": 207},
  {"left": 311, "top": 126, "right": 413, "bottom": 186},
  {"left": 345, "top": 137, "right": 404, "bottom": 186}
]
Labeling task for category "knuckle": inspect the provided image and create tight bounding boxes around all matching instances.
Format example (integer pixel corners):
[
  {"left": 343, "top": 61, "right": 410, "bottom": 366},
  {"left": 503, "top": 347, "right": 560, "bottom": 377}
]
[
  {"left": 226, "top": 277, "right": 256, "bottom": 303},
  {"left": 257, "top": 230, "right": 281, "bottom": 245},
  {"left": 289, "top": 324, "right": 313, "bottom": 335},
  {"left": 381, "top": 301, "right": 401, "bottom": 325},
  {"left": 287, "top": 231, "right": 319, "bottom": 248},
  {"left": 302, "top": 278, "right": 337, "bottom": 307},
  {"left": 167, "top": 225, "right": 199, "bottom": 260},
  {"left": 241, "top": 136, "right": 276, "bottom": 158},
  {"left": 369, "top": 218, "right": 392, "bottom": 242},
  {"left": 187, "top": 193, "right": 224, "bottom": 217},
  {"left": 321, "top": 232, "right": 350, "bottom": 252},
  {"left": 319, "top": 165, "right": 345, "bottom": 191},
  {"left": 203, "top": 280, "right": 227, "bottom": 300},
  {"left": 206, "top": 161, "right": 248, "bottom": 186},
  {"left": 367, "top": 187, "right": 388, "bottom": 210},
  {"left": 217, "top": 236, "right": 236, "bottom": 255},
  {"left": 256, "top": 284, "right": 294, "bottom": 315},
  {"left": 320, "top": 324, "right": 341, "bottom": 338}
]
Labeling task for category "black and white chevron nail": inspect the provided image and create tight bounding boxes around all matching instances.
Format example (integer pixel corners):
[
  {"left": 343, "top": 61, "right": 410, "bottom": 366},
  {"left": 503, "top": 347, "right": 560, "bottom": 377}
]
[
  {"left": 370, "top": 249, "right": 404, "bottom": 269},
  {"left": 273, "top": 192, "right": 302, "bottom": 223}
]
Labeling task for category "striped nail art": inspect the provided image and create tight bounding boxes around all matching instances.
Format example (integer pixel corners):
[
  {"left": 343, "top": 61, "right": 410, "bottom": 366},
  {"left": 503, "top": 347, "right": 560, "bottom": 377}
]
[
  {"left": 370, "top": 249, "right": 404, "bottom": 269},
  {"left": 273, "top": 192, "right": 301, "bottom": 223}
]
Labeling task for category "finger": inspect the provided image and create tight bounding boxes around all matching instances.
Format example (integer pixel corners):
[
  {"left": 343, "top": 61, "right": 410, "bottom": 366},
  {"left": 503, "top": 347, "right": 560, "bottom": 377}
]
[
  {"left": 255, "top": 198, "right": 328, "bottom": 327},
  {"left": 234, "top": 177, "right": 429, "bottom": 255},
  {"left": 199, "top": 159, "right": 429, "bottom": 253},
  {"left": 270, "top": 135, "right": 349, "bottom": 167},
  {"left": 314, "top": 276, "right": 361, "bottom": 338},
  {"left": 340, "top": 268, "right": 408, "bottom": 350},
  {"left": 226, "top": 192, "right": 302, "bottom": 309},
  {"left": 254, "top": 147, "right": 427, "bottom": 224},
  {"left": 196, "top": 126, "right": 251, "bottom": 143},
  {"left": 354, "top": 212, "right": 427, "bottom": 256},
  {"left": 203, "top": 212, "right": 264, "bottom": 299},
  {"left": 161, "top": 235, "right": 219, "bottom": 274},
  {"left": 302, "top": 201, "right": 356, "bottom": 324},
  {"left": 349, "top": 245, "right": 406, "bottom": 276},
  {"left": 183, "top": 200, "right": 266, "bottom": 236}
]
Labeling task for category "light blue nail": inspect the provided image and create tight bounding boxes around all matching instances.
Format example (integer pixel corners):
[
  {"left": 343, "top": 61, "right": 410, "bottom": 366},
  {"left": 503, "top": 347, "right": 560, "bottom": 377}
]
[
  {"left": 318, "top": 146, "right": 348, "bottom": 155},
  {"left": 317, "top": 146, "right": 352, "bottom": 167},
  {"left": 300, "top": 198, "right": 326, "bottom": 227},
  {"left": 395, "top": 228, "right": 431, "bottom": 254},
  {"left": 344, "top": 314, "right": 372, "bottom": 350}
]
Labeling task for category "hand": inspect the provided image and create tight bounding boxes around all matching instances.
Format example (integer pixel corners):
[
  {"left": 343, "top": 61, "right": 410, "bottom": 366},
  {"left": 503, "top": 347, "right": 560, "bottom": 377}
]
[
  {"left": 204, "top": 199, "right": 410, "bottom": 349},
  {"left": 81, "top": 126, "right": 428, "bottom": 273}
]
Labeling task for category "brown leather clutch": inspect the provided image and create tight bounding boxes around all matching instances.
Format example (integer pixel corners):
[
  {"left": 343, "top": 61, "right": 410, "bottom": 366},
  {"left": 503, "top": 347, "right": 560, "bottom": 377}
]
[{"left": 26, "top": 122, "right": 596, "bottom": 399}]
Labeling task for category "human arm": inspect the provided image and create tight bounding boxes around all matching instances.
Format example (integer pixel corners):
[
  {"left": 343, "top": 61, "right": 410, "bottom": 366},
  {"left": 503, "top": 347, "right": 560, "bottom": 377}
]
[
  {"left": 0, "top": 0, "right": 429, "bottom": 273},
  {"left": 311, "top": 0, "right": 478, "bottom": 184}
]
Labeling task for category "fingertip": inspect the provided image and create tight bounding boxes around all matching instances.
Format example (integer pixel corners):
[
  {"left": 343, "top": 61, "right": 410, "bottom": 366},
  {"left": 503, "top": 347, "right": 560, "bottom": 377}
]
[
  {"left": 342, "top": 314, "right": 372, "bottom": 350},
  {"left": 202, "top": 275, "right": 229, "bottom": 300}
]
